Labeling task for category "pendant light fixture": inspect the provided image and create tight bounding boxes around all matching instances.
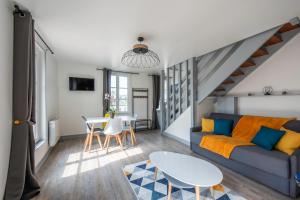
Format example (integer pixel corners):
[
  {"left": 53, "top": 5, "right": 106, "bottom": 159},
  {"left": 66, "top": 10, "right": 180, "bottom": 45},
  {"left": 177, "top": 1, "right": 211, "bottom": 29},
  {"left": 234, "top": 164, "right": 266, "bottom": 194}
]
[{"left": 121, "top": 37, "right": 160, "bottom": 68}]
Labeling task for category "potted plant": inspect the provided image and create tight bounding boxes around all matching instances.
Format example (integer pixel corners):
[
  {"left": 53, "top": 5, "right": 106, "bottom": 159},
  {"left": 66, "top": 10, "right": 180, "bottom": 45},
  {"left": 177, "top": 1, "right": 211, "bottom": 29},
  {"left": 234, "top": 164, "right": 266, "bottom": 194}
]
[
  {"left": 104, "top": 93, "right": 117, "bottom": 118},
  {"left": 108, "top": 107, "right": 117, "bottom": 118}
]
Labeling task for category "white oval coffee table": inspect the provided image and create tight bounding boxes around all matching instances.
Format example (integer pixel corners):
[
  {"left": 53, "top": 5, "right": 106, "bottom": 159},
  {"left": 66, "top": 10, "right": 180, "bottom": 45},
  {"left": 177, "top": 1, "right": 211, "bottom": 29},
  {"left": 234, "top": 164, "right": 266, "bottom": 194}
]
[{"left": 149, "top": 151, "right": 223, "bottom": 200}]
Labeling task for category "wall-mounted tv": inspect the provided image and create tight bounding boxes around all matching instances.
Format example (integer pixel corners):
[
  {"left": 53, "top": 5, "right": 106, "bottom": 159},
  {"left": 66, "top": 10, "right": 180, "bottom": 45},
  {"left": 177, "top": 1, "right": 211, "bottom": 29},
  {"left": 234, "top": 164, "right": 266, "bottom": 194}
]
[{"left": 69, "top": 77, "right": 95, "bottom": 91}]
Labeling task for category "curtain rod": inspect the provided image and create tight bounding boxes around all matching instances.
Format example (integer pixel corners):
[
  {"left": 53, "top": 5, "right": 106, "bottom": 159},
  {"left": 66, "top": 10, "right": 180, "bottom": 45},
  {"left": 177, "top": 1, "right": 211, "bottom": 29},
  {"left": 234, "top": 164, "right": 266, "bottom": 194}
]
[
  {"left": 35, "top": 30, "right": 54, "bottom": 54},
  {"left": 14, "top": 5, "right": 54, "bottom": 55},
  {"left": 96, "top": 68, "right": 139, "bottom": 75}
]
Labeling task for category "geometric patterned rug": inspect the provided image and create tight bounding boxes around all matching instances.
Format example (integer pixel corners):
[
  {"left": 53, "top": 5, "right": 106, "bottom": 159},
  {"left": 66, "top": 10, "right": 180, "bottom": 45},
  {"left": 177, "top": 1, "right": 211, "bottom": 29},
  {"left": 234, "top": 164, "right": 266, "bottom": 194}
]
[{"left": 123, "top": 160, "right": 247, "bottom": 200}]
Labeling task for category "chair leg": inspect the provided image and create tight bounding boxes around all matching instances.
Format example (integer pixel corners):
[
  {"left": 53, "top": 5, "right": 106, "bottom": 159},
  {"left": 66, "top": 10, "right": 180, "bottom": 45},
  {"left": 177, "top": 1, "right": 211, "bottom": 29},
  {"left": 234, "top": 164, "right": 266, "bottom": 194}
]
[
  {"left": 84, "top": 134, "right": 90, "bottom": 152},
  {"left": 106, "top": 136, "right": 111, "bottom": 154},
  {"left": 96, "top": 134, "right": 102, "bottom": 149},
  {"left": 117, "top": 134, "right": 123, "bottom": 150},
  {"left": 130, "top": 127, "right": 137, "bottom": 145},
  {"left": 103, "top": 135, "right": 108, "bottom": 148},
  {"left": 88, "top": 133, "right": 93, "bottom": 151},
  {"left": 115, "top": 136, "right": 119, "bottom": 145},
  {"left": 130, "top": 131, "right": 134, "bottom": 146}
]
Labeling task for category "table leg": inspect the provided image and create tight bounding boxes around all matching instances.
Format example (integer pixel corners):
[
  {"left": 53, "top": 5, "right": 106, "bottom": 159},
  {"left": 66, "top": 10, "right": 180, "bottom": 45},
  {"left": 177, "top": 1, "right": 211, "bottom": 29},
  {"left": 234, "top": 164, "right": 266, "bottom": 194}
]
[
  {"left": 154, "top": 167, "right": 158, "bottom": 180},
  {"left": 106, "top": 136, "right": 111, "bottom": 154},
  {"left": 195, "top": 186, "right": 200, "bottom": 200},
  {"left": 88, "top": 123, "right": 95, "bottom": 151},
  {"left": 83, "top": 134, "right": 90, "bottom": 152},
  {"left": 96, "top": 134, "right": 102, "bottom": 149},
  {"left": 210, "top": 187, "right": 215, "bottom": 200},
  {"left": 168, "top": 182, "right": 172, "bottom": 200}
]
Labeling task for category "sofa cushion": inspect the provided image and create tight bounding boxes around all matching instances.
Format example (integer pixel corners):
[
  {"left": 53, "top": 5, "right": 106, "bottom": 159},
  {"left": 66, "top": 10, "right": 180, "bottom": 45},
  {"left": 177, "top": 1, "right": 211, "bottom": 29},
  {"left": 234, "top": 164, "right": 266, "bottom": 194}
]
[
  {"left": 202, "top": 118, "right": 214, "bottom": 132},
  {"left": 276, "top": 127, "right": 300, "bottom": 155},
  {"left": 209, "top": 113, "right": 242, "bottom": 128},
  {"left": 190, "top": 132, "right": 213, "bottom": 145},
  {"left": 213, "top": 119, "right": 234, "bottom": 136},
  {"left": 283, "top": 120, "right": 300, "bottom": 133},
  {"left": 230, "top": 146, "right": 290, "bottom": 178},
  {"left": 252, "top": 126, "right": 285, "bottom": 150}
]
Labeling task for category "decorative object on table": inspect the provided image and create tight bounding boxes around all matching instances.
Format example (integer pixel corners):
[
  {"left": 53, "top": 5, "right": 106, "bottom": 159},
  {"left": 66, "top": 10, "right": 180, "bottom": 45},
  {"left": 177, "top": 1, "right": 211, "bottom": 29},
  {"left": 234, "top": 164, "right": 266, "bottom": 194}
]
[
  {"left": 263, "top": 86, "right": 273, "bottom": 95},
  {"left": 282, "top": 90, "right": 288, "bottom": 95},
  {"left": 104, "top": 93, "right": 117, "bottom": 118},
  {"left": 121, "top": 37, "right": 160, "bottom": 68},
  {"left": 108, "top": 107, "right": 117, "bottom": 118},
  {"left": 123, "top": 160, "right": 246, "bottom": 200}
]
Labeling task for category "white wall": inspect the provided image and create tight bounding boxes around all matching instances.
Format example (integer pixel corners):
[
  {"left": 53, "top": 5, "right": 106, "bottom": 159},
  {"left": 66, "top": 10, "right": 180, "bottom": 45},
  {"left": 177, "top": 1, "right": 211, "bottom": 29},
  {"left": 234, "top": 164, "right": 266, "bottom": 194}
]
[
  {"left": 58, "top": 61, "right": 103, "bottom": 136},
  {"left": 0, "top": 1, "right": 13, "bottom": 198},
  {"left": 165, "top": 107, "right": 192, "bottom": 143},
  {"left": 35, "top": 52, "right": 59, "bottom": 166},
  {"left": 58, "top": 60, "right": 154, "bottom": 136},
  {"left": 228, "top": 34, "right": 300, "bottom": 119}
]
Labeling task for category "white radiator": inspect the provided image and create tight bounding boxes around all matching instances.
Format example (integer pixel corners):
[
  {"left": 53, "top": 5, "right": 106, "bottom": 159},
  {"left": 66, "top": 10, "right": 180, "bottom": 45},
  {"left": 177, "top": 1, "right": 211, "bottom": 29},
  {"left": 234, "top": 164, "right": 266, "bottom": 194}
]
[{"left": 49, "top": 119, "right": 60, "bottom": 147}]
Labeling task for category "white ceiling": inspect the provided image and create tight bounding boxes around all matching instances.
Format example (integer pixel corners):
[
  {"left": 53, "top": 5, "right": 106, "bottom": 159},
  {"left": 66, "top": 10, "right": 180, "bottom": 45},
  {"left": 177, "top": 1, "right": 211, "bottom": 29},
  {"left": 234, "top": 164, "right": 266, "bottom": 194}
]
[{"left": 14, "top": 0, "right": 300, "bottom": 72}]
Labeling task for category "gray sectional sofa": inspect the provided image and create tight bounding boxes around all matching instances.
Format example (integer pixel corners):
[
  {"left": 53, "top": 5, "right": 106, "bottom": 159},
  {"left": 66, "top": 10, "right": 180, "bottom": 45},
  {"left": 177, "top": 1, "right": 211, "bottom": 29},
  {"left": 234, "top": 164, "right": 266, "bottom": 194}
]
[{"left": 190, "top": 113, "right": 300, "bottom": 198}]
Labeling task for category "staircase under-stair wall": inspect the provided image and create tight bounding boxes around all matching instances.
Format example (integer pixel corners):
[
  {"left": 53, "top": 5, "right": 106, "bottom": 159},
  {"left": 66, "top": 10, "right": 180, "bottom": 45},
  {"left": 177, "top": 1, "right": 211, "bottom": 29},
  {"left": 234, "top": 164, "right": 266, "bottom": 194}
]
[{"left": 161, "top": 18, "right": 300, "bottom": 144}]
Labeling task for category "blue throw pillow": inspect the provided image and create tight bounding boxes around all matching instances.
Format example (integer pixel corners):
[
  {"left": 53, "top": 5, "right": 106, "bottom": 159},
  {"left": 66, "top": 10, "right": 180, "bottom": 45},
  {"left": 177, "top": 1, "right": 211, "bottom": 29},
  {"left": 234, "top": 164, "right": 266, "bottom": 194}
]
[
  {"left": 252, "top": 126, "right": 285, "bottom": 150},
  {"left": 213, "top": 119, "right": 234, "bottom": 136}
]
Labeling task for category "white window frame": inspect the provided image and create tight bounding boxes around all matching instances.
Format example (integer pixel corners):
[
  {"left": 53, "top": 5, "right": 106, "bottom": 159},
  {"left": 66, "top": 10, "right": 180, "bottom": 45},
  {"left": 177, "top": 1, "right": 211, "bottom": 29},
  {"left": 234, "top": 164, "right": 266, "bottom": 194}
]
[
  {"left": 34, "top": 41, "right": 47, "bottom": 144},
  {"left": 110, "top": 74, "right": 129, "bottom": 114}
]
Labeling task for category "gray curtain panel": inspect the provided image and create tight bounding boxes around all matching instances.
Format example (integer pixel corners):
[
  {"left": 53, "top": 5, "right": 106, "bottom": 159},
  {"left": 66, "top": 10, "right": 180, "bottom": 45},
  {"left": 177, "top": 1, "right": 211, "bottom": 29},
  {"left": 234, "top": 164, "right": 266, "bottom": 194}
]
[
  {"left": 152, "top": 75, "right": 160, "bottom": 129},
  {"left": 5, "top": 11, "right": 40, "bottom": 200},
  {"left": 102, "top": 68, "right": 112, "bottom": 114}
]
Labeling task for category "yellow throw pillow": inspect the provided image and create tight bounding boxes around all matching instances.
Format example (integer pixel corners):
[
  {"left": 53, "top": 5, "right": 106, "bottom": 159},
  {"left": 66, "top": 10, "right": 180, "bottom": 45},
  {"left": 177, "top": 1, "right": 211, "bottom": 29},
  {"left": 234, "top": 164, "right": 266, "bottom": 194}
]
[
  {"left": 202, "top": 118, "right": 214, "bottom": 132},
  {"left": 275, "top": 127, "right": 300, "bottom": 155}
]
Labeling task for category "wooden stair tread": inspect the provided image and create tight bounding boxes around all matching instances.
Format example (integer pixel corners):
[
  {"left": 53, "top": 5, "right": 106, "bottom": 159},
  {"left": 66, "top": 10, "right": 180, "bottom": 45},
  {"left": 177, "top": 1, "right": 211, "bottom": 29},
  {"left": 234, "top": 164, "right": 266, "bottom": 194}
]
[
  {"left": 231, "top": 70, "right": 244, "bottom": 77},
  {"left": 278, "top": 23, "right": 300, "bottom": 33},
  {"left": 251, "top": 48, "right": 268, "bottom": 58},
  {"left": 222, "top": 79, "right": 234, "bottom": 84},
  {"left": 264, "top": 35, "right": 283, "bottom": 46},
  {"left": 215, "top": 87, "right": 225, "bottom": 92},
  {"left": 240, "top": 60, "right": 256, "bottom": 68}
]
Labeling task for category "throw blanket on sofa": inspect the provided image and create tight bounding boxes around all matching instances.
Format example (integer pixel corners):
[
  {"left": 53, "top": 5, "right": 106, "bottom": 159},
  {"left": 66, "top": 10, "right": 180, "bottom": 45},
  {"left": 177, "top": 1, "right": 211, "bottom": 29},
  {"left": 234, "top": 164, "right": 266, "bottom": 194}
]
[
  {"left": 200, "top": 135, "right": 254, "bottom": 158},
  {"left": 200, "top": 115, "right": 291, "bottom": 158},
  {"left": 232, "top": 115, "right": 292, "bottom": 142}
]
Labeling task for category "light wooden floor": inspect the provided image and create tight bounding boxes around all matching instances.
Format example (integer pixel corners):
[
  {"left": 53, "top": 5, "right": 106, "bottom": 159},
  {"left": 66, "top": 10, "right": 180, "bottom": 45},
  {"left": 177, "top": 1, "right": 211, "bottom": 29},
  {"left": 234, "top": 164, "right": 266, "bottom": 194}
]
[{"left": 34, "top": 130, "right": 294, "bottom": 200}]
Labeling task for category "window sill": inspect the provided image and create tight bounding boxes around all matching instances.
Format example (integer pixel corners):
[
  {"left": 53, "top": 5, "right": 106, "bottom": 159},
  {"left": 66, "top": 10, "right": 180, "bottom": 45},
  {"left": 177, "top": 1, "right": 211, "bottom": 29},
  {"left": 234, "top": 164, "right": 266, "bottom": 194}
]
[{"left": 35, "top": 140, "right": 45, "bottom": 150}]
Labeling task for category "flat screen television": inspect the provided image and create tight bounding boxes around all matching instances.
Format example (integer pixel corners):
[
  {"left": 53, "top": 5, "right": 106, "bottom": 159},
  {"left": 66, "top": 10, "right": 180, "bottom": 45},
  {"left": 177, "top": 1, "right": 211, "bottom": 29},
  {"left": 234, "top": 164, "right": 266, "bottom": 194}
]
[{"left": 69, "top": 77, "right": 95, "bottom": 91}]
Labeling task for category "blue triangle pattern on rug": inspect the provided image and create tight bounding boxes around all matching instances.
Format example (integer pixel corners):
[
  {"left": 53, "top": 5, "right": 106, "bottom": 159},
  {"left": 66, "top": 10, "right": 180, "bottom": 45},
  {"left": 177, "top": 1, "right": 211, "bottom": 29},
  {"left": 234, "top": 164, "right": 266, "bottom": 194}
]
[
  {"left": 151, "top": 191, "right": 165, "bottom": 200},
  {"left": 157, "top": 178, "right": 168, "bottom": 185},
  {"left": 143, "top": 182, "right": 155, "bottom": 191},
  {"left": 218, "top": 194, "right": 231, "bottom": 200},
  {"left": 123, "top": 160, "right": 247, "bottom": 200},
  {"left": 147, "top": 167, "right": 156, "bottom": 172},
  {"left": 137, "top": 163, "right": 147, "bottom": 169},
  {"left": 131, "top": 177, "right": 143, "bottom": 186}
]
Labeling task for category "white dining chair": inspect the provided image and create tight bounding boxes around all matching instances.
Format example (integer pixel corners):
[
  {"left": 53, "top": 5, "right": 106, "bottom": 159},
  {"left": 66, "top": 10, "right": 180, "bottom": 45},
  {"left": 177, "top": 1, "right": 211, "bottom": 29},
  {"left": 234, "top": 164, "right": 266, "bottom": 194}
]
[{"left": 103, "top": 117, "right": 123, "bottom": 153}]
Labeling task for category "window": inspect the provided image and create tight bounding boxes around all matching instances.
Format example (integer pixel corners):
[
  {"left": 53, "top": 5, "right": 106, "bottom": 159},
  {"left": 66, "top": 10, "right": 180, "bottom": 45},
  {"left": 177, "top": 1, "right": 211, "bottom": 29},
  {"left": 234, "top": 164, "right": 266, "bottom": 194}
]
[
  {"left": 110, "top": 74, "right": 128, "bottom": 113},
  {"left": 34, "top": 42, "right": 47, "bottom": 143}
]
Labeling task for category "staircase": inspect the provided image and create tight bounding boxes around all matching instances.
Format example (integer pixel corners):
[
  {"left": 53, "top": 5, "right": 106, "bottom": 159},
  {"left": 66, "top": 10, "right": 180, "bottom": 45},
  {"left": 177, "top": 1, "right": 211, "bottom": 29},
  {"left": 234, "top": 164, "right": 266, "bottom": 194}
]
[{"left": 161, "top": 18, "right": 300, "bottom": 131}]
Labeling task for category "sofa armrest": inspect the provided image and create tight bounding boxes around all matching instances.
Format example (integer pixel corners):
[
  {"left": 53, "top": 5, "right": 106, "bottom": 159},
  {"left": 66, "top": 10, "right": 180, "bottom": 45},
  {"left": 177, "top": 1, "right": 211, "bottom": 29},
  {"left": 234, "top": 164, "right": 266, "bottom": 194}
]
[
  {"left": 290, "top": 149, "right": 300, "bottom": 197},
  {"left": 190, "top": 126, "right": 202, "bottom": 133}
]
